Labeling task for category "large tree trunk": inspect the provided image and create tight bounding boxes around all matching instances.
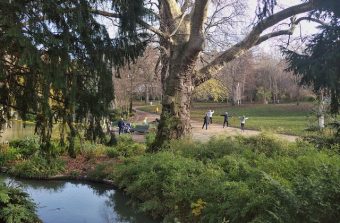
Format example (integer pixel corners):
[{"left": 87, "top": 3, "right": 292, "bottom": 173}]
[{"left": 152, "top": 42, "right": 197, "bottom": 150}]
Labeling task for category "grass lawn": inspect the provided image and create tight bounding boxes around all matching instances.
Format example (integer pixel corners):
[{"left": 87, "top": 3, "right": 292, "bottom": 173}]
[{"left": 137, "top": 102, "right": 317, "bottom": 136}]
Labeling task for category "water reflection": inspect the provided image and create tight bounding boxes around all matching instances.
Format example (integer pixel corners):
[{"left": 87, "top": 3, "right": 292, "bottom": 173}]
[{"left": 0, "top": 176, "right": 158, "bottom": 223}]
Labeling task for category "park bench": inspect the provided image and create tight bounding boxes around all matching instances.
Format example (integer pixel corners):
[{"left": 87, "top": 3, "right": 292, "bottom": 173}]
[{"left": 133, "top": 125, "right": 149, "bottom": 134}]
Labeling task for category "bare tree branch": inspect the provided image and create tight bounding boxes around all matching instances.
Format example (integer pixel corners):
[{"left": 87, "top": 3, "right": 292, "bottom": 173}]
[
  {"left": 193, "top": 1, "right": 316, "bottom": 87},
  {"left": 91, "top": 9, "right": 120, "bottom": 18},
  {"left": 92, "top": 9, "right": 169, "bottom": 39},
  {"left": 255, "top": 29, "right": 294, "bottom": 45},
  {"left": 256, "top": 16, "right": 329, "bottom": 45},
  {"left": 138, "top": 19, "right": 169, "bottom": 39},
  {"left": 294, "top": 16, "right": 328, "bottom": 26}
]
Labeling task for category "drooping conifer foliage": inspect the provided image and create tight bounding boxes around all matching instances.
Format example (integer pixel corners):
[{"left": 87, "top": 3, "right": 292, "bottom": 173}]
[
  {"left": 256, "top": 0, "right": 277, "bottom": 20},
  {"left": 284, "top": 1, "right": 340, "bottom": 114},
  {"left": 0, "top": 0, "right": 148, "bottom": 157}
]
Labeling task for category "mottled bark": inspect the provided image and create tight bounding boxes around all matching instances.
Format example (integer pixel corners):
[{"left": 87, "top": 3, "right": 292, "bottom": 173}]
[
  {"left": 151, "top": 1, "right": 208, "bottom": 150},
  {"left": 153, "top": 45, "right": 195, "bottom": 149}
]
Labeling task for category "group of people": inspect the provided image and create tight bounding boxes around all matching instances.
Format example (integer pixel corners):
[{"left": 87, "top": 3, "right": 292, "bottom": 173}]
[
  {"left": 117, "top": 118, "right": 132, "bottom": 135},
  {"left": 202, "top": 110, "right": 249, "bottom": 131}
]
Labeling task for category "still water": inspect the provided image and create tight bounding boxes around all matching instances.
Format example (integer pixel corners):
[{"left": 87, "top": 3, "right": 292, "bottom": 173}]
[{"left": 0, "top": 175, "right": 158, "bottom": 223}]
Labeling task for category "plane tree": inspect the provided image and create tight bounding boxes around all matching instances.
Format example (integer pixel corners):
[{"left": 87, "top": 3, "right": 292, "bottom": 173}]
[{"left": 94, "top": 0, "right": 336, "bottom": 149}]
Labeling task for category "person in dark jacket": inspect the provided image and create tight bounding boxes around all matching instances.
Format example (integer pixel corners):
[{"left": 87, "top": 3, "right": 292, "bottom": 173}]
[
  {"left": 221, "top": 112, "right": 230, "bottom": 128},
  {"left": 202, "top": 113, "right": 209, "bottom": 130},
  {"left": 117, "top": 118, "right": 124, "bottom": 135}
]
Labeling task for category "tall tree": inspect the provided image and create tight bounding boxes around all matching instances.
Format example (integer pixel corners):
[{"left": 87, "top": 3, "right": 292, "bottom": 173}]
[
  {"left": 94, "top": 0, "right": 337, "bottom": 149},
  {"left": 284, "top": 19, "right": 340, "bottom": 115},
  {"left": 2, "top": 0, "right": 336, "bottom": 151},
  {"left": 0, "top": 0, "right": 148, "bottom": 156}
]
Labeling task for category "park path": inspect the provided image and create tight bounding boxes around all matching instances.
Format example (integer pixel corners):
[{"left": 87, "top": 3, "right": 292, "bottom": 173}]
[{"left": 132, "top": 107, "right": 298, "bottom": 142}]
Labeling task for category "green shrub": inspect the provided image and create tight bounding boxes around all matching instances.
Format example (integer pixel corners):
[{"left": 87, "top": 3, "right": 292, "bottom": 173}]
[
  {"left": 166, "top": 137, "right": 244, "bottom": 162},
  {"left": 111, "top": 136, "right": 340, "bottom": 223},
  {"left": 106, "top": 135, "right": 145, "bottom": 158},
  {"left": 9, "top": 137, "right": 40, "bottom": 158},
  {"left": 0, "top": 181, "right": 40, "bottom": 223},
  {"left": 106, "top": 147, "right": 119, "bottom": 158},
  {"left": 145, "top": 132, "right": 156, "bottom": 148},
  {"left": 8, "top": 137, "right": 65, "bottom": 159},
  {"left": 236, "top": 133, "right": 290, "bottom": 157},
  {"left": 0, "top": 145, "right": 19, "bottom": 166},
  {"left": 87, "top": 162, "right": 115, "bottom": 180},
  {"left": 79, "top": 141, "right": 108, "bottom": 160},
  {"left": 9, "top": 156, "right": 65, "bottom": 178},
  {"left": 113, "top": 152, "right": 224, "bottom": 221}
]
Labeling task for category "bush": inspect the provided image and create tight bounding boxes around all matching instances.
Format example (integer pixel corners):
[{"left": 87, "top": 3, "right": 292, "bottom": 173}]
[
  {"left": 79, "top": 141, "right": 108, "bottom": 160},
  {"left": 8, "top": 137, "right": 64, "bottom": 159},
  {"left": 0, "top": 145, "right": 19, "bottom": 166},
  {"left": 111, "top": 136, "right": 340, "bottom": 223},
  {"left": 166, "top": 137, "right": 243, "bottom": 163},
  {"left": 9, "top": 156, "right": 65, "bottom": 178},
  {"left": 0, "top": 181, "right": 40, "bottom": 223},
  {"left": 9, "top": 137, "right": 40, "bottom": 158},
  {"left": 106, "top": 135, "right": 145, "bottom": 158},
  {"left": 235, "top": 132, "right": 290, "bottom": 157},
  {"left": 113, "top": 152, "right": 224, "bottom": 221},
  {"left": 145, "top": 132, "right": 156, "bottom": 148},
  {"left": 87, "top": 162, "right": 115, "bottom": 180},
  {"left": 106, "top": 147, "right": 120, "bottom": 158}
]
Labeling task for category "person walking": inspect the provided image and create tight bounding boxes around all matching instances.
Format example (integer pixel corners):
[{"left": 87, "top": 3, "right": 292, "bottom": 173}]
[
  {"left": 207, "top": 110, "right": 214, "bottom": 124},
  {"left": 202, "top": 113, "right": 209, "bottom": 130},
  {"left": 118, "top": 117, "right": 124, "bottom": 135},
  {"left": 239, "top": 115, "right": 249, "bottom": 132},
  {"left": 221, "top": 112, "right": 230, "bottom": 128}
]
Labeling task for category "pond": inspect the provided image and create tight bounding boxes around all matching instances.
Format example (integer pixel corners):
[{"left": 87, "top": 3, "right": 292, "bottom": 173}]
[{"left": 0, "top": 175, "right": 158, "bottom": 223}]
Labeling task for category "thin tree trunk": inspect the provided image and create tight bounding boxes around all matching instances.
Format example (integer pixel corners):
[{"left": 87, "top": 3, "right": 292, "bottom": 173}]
[
  {"left": 145, "top": 84, "right": 149, "bottom": 104},
  {"left": 67, "top": 118, "right": 77, "bottom": 158}
]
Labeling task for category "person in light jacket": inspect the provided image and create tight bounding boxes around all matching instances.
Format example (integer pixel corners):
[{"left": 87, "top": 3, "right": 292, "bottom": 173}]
[
  {"left": 239, "top": 115, "right": 249, "bottom": 132},
  {"left": 207, "top": 110, "right": 214, "bottom": 124}
]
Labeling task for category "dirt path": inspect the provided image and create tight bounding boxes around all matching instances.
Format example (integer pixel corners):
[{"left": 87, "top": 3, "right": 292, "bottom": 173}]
[{"left": 132, "top": 108, "right": 298, "bottom": 142}]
